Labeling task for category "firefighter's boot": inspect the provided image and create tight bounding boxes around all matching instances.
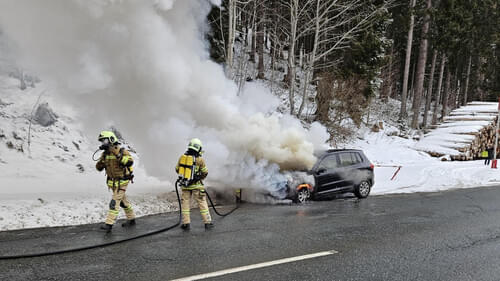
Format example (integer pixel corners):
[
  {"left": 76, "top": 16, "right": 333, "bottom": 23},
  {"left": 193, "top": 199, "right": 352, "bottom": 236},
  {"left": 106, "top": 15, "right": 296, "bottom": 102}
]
[
  {"left": 122, "top": 219, "right": 136, "bottom": 227},
  {"left": 204, "top": 223, "right": 214, "bottom": 230},
  {"left": 100, "top": 223, "right": 113, "bottom": 233},
  {"left": 181, "top": 223, "right": 190, "bottom": 231}
]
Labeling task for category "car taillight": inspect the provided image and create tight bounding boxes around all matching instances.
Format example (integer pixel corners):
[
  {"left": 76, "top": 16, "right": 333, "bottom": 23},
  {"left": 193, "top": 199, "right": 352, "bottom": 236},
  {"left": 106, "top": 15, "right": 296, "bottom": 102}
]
[{"left": 369, "top": 163, "right": 374, "bottom": 170}]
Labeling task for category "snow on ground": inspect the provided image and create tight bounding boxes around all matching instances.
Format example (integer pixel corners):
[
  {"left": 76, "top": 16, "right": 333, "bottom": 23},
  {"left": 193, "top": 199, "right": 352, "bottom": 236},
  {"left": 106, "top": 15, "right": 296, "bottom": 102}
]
[
  {"left": 354, "top": 129, "right": 500, "bottom": 195},
  {"left": 0, "top": 76, "right": 177, "bottom": 231}
]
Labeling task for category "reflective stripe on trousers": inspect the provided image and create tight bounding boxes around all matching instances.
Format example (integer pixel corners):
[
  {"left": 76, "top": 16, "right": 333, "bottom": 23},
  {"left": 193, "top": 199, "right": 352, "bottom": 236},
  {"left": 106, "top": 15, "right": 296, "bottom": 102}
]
[
  {"left": 105, "top": 184, "right": 135, "bottom": 225},
  {"left": 181, "top": 189, "right": 211, "bottom": 225}
]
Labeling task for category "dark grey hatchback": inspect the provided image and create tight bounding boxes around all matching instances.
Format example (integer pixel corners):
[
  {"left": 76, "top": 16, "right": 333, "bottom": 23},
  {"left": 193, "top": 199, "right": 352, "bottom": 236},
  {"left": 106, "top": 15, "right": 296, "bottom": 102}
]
[{"left": 289, "top": 149, "right": 374, "bottom": 203}]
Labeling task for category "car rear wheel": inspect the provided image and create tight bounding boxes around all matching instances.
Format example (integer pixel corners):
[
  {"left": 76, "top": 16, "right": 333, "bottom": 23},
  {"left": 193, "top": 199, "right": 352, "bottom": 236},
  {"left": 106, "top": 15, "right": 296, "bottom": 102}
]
[
  {"left": 295, "top": 188, "right": 311, "bottom": 203},
  {"left": 354, "top": 180, "right": 371, "bottom": 198}
]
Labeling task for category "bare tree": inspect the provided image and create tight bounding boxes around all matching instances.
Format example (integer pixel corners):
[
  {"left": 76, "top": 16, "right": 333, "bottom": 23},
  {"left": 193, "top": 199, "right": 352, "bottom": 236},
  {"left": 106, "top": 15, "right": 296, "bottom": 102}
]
[
  {"left": 227, "top": 0, "right": 237, "bottom": 69},
  {"left": 294, "top": 0, "right": 392, "bottom": 117},
  {"left": 277, "top": 0, "right": 302, "bottom": 114},
  {"left": 256, "top": 0, "right": 265, "bottom": 79},
  {"left": 400, "top": 0, "right": 417, "bottom": 121}
]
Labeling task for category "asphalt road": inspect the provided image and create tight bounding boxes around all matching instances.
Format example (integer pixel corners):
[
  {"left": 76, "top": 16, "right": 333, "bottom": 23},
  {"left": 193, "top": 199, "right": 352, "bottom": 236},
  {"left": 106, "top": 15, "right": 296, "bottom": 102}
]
[{"left": 2, "top": 186, "right": 500, "bottom": 281}]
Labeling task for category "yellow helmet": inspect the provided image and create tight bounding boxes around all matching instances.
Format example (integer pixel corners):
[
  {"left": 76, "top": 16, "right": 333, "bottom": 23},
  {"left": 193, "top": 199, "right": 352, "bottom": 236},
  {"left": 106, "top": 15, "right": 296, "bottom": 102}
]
[
  {"left": 98, "top": 131, "right": 119, "bottom": 145},
  {"left": 188, "top": 138, "right": 203, "bottom": 153}
]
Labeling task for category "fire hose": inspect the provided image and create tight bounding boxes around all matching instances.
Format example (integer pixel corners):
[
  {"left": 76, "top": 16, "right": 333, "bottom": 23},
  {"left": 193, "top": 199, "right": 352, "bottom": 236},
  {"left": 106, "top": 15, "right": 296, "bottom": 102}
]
[
  {"left": 0, "top": 180, "right": 183, "bottom": 260},
  {"left": 205, "top": 188, "right": 239, "bottom": 217},
  {"left": 0, "top": 179, "right": 239, "bottom": 260}
]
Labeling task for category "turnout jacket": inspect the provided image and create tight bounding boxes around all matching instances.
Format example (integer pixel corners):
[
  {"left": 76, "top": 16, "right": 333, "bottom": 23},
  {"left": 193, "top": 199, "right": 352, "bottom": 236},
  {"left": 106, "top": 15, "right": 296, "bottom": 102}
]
[{"left": 96, "top": 145, "right": 133, "bottom": 187}]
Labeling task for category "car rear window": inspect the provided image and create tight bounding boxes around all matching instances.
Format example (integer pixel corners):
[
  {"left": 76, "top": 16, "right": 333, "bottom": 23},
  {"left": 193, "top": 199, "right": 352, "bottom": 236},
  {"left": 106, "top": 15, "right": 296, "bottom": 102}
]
[
  {"left": 354, "top": 153, "right": 363, "bottom": 163},
  {"left": 339, "top": 152, "right": 362, "bottom": 167}
]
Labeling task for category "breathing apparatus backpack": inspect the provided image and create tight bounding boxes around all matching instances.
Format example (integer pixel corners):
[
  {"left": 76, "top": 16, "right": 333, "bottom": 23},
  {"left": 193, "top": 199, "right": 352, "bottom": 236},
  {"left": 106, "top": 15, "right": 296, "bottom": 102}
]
[{"left": 177, "top": 154, "right": 197, "bottom": 187}]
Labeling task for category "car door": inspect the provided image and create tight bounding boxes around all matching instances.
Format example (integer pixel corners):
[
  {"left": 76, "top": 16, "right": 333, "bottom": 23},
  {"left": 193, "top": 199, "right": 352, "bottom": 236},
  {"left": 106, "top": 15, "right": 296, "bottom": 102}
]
[
  {"left": 314, "top": 154, "right": 342, "bottom": 194},
  {"left": 336, "top": 152, "right": 359, "bottom": 189}
]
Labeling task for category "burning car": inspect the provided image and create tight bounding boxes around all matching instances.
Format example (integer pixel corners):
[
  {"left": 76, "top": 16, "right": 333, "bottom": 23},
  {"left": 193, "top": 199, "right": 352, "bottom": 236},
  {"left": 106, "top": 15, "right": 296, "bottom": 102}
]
[{"left": 286, "top": 149, "right": 374, "bottom": 203}]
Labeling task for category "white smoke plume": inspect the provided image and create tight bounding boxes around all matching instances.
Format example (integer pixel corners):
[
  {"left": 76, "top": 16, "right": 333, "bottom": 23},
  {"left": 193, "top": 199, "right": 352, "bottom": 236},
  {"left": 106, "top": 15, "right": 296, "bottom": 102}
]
[{"left": 0, "top": 0, "right": 329, "bottom": 198}]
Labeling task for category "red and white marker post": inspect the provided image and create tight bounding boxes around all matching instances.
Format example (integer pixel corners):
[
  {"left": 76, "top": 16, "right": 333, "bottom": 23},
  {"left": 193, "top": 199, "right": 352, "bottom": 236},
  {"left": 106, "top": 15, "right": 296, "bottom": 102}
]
[{"left": 492, "top": 97, "right": 500, "bottom": 169}]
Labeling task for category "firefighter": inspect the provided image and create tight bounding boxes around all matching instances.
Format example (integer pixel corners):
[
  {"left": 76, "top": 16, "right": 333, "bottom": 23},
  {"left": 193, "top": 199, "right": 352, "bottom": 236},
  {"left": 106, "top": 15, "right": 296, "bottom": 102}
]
[
  {"left": 96, "top": 131, "right": 136, "bottom": 232},
  {"left": 175, "top": 138, "right": 213, "bottom": 230},
  {"left": 235, "top": 188, "right": 242, "bottom": 203}
]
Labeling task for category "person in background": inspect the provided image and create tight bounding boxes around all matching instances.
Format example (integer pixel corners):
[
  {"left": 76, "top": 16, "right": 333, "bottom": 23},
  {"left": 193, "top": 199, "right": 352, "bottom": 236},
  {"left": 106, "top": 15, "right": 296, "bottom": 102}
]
[{"left": 486, "top": 145, "right": 494, "bottom": 165}]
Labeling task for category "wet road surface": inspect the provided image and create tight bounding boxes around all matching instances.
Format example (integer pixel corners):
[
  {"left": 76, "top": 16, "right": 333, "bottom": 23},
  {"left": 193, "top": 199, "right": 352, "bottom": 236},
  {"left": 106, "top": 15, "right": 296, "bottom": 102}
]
[{"left": 1, "top": 186, "right": 500, "bottom": 280}]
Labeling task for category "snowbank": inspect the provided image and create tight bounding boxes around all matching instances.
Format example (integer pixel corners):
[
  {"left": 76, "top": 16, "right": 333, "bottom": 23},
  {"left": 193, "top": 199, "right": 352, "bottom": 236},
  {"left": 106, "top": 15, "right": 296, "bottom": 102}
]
[{"left": 354, "top": 131, "right": 500, "bottom": 195}]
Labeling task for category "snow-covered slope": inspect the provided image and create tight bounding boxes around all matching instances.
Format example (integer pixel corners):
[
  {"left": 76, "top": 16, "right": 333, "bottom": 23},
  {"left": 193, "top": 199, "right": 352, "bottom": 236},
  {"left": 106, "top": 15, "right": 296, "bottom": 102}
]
[{"left": 0, "top": 76, "right": 177, "bottom": 231}]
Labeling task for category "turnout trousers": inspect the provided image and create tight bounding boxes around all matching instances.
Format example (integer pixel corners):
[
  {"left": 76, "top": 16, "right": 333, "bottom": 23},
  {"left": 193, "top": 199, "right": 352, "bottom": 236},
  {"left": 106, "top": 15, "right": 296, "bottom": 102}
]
[
  {"left": 181, "top": 189, "right": 212, "bottom": 225},
  {"left": 105, "top": 184, "right": 135, "bottom": 225}
]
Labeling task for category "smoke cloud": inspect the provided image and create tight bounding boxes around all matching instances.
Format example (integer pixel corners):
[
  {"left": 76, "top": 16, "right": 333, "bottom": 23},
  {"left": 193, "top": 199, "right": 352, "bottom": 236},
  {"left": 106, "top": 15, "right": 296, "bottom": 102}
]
[{"left": 0, "top": 0, "right": 328, "bottom": 197}]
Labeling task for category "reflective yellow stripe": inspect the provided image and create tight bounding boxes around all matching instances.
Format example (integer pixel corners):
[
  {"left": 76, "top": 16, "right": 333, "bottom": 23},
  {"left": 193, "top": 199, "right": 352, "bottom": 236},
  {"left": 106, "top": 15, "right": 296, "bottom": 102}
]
[
  {"left": 182, "top": 211, "right": 191, "bottom": 214},
  {"left": 108, "top": 210, "right": 119, "bottom": 214},
  {"left": 201, "top": 167, "right": 208, "bottom": 172},
  {"left": 121, "top": 155, "right": 131, "bottom": 165},
  {"left": 182, "top": 186, "right": 204, "bottom": 190},
  {"left": 200, "top": 210, "right": 209, "bottom": 214},
  {"left": 107, "top": 180, "right": 129, "bottom": 187},
  {"left": 105, "top": 155, "right": 117, "bottom": 160}
]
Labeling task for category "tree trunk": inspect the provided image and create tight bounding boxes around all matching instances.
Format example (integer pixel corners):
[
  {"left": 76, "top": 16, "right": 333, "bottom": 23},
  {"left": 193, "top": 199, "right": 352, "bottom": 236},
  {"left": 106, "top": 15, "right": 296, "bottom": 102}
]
[
  {"left": 381, "top": 41, "right": 394, "bottom": 102},
  {"left": 450, "top": 66, "right": 459, "bottom": 109},
  {"left": 410, "top": 0, "right": 432, "bottom": 129},
  {"left": 463, "top": 54, "right": 472, "bottom": 105},
  {"left": 400, "top": 0, "right": 417, "bottom": 121},
  {"left": 227, "top": 0, "right": 236, "bottom": 69},
  {"left": 249, "top": 3, "right": 256, "bottom": 63},
  {"left": 432, "top": 55, "right": 446, "bottom": 125},
  {"left": 441, "top": 69, "right": 451, "bottom": 119},
  {"left": 256, "top": 1, "right": 265, "bottom": 79},
  {"left": 472, "top": 55, "right": 481, "bottom": 100},
  {"left": 423, "top": 49, "right": 438, "bottom": 128},
  {"left": 298, "top": 0, "right": 320, "bottom": 118},
  {"left": 288, "top": 0, "right": 298, "bottom": 115},
  {"left": 297, "top": 70, "right": 310, "bottom": 118},
  {"left": 409, "top": 59, "right": 417, "bottom": 103}
]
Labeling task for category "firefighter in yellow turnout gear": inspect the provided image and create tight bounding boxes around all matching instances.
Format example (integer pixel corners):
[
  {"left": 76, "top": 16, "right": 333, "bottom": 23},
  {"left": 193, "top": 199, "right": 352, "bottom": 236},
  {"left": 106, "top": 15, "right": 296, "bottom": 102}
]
[
  {"left": 176, "top": 138, "right": 213, "bottom": 230},
  {"left": 96, "top": 131, "right": 136, "bottom": 232}
]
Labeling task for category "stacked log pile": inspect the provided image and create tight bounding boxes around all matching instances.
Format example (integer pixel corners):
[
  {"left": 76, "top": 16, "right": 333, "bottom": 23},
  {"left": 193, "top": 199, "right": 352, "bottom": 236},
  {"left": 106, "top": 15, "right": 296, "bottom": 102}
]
[{"left": 416, "top": 102, "right": 498, "bottom": 160}]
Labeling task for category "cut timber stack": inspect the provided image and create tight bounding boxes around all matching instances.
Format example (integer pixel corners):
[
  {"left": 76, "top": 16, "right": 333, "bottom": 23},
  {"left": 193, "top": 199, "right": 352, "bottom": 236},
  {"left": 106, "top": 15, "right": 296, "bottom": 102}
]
[{"left": 415, "top": 102, "right": 498, "bottom": 160}]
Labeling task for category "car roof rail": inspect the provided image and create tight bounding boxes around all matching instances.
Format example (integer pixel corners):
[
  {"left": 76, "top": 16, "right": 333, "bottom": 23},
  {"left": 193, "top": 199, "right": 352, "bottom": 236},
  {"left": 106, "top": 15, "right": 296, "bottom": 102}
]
[{"left": 326, "top": 148, "right": 361, "bottom": 153}]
